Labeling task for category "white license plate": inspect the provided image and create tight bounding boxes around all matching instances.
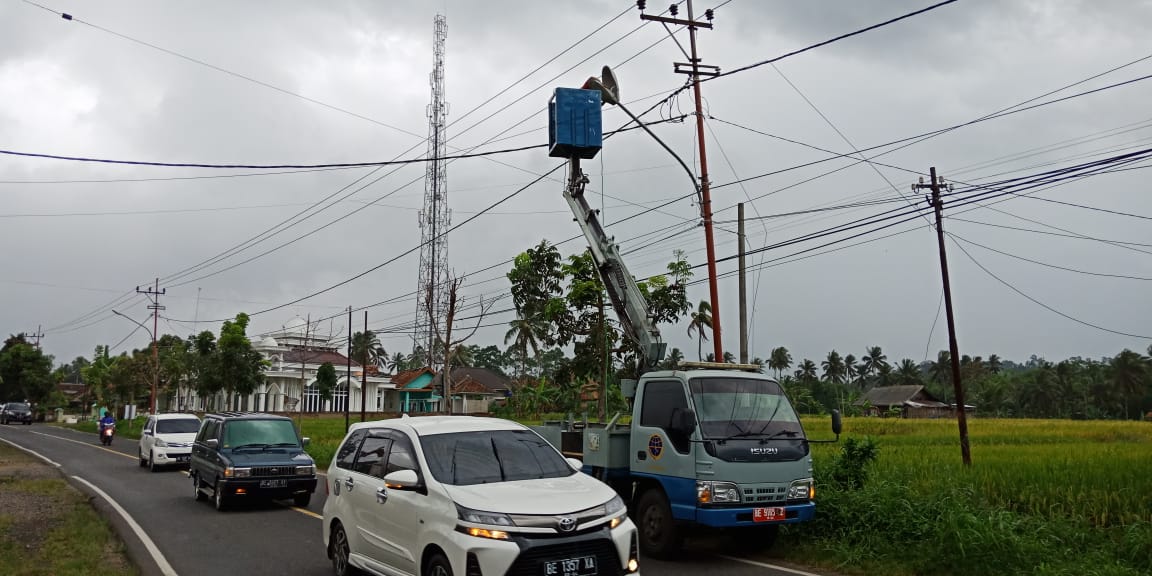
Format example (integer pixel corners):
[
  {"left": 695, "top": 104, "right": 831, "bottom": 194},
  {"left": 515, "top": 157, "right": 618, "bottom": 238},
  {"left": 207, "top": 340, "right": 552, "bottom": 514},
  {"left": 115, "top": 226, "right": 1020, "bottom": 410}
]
[
  {"left": 259, "top": 479, "right": 287, "bottom": 488},
  {"left": 544, "top": 556, "right": 597, "bottom": 576},
  {"left": 753, "top": 507, "right": 786, "bottom": 522}
]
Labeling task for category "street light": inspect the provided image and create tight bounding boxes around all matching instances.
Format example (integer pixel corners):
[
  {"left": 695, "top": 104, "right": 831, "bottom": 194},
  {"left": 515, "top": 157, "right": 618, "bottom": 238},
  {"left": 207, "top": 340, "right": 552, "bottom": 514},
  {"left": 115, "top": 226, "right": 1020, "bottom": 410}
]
[
  {"left": 582, "top": 66, "right": 702, "bottom": 201},
  {"left": 111, "top": 310, "right": 157, "bottom": 416}
]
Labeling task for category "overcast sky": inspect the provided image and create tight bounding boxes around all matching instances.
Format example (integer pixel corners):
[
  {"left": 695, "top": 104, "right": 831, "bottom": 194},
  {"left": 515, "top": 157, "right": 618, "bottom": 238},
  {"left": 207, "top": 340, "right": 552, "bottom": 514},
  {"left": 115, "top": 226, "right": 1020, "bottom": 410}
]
[{"left": 2, "top": 0, "right": 1150, "bottom": 370}]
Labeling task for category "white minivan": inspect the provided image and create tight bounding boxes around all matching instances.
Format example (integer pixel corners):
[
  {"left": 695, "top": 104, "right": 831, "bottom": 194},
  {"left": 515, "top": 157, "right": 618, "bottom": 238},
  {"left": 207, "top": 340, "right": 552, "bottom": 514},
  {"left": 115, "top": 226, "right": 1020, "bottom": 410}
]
[
  {"left": 322, "top": 415, "right": 640, "bottom": 576},
  {"left": 138, "top": 413, "right": 202, "bottom": 472}
]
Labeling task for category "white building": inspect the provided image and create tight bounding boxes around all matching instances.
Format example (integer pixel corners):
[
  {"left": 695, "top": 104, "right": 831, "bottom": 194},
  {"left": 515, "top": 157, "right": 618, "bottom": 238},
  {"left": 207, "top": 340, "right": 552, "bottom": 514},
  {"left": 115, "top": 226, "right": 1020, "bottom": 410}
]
[{"left": 184, "top": 316, "right": 397, "bottom": 414}]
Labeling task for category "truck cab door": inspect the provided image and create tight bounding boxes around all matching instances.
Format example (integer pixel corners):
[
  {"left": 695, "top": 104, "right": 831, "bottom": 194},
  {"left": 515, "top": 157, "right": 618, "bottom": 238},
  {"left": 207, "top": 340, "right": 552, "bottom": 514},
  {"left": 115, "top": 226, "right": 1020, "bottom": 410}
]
[{"left": 630, "top": 378, "right": 698, "bottom": 520}]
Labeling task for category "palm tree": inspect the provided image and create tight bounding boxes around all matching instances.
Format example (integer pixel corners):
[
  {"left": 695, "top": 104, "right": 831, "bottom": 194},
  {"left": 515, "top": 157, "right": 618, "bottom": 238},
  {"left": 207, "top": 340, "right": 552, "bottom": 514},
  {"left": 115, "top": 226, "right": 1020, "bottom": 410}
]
[
  {"left": 843, "top": 354, "right": 858, "bottom": 386},
  {"left": 1110, "top": 349, "right": 1150, "bottom": 419},
  {"left": 987, "top": 354, "right": 1003, "bottom": 374},
  {"left": 505, "top": 315, "right": 542, "bottom": 377},
  {"left": 452, "top": 344, "right": 475, "bottom": 368},
  {"left": 896, "top": 359, "right": 922, "bottom": 385},
  {"left": 822, "top": 351, "right": 846, "bottom": 384},
  {"left": 687, "top": 300, "right": 713, "bottom": 361},
  {"left": 387, "top": 352, "right": 409, "bottom": 373},
  {"left": 931, "top": 350, "right": 952, "bottom": 385},
  {"left": 661, "top": 348, "right": 685, "bottom": 370},
  {"left": 723, "top": 351, "right": 736, "bottom": 364},
  {"left": 350, "top": 330, "right": 386, "bottom": 370},
  {"left": 796, "top": 359, "right": 818, "bottom": 383},
  {"left": 768, "top": 347, "right": 792, "bottom": 379},
  {"left": 751, "top": 357, "right": 766, "bottom": 371},
  {"left": 861, "top": 346, "right": 888, "bottom": 380}
]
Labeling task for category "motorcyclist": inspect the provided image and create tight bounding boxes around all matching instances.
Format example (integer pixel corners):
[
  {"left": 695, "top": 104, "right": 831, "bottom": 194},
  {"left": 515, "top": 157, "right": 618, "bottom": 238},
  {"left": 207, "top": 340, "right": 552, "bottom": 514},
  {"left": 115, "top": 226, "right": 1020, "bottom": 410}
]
[{"left": 98, "top": 410, "right": 116, "bottom": 438}]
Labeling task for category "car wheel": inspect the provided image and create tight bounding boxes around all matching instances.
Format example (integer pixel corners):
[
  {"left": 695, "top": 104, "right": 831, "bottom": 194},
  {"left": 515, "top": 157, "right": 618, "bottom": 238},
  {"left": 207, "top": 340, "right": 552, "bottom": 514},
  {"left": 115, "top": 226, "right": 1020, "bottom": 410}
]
[
  {"left": 148, "top": 452, "right": 158, "bottom": 473},
  {"left": 293, "top": 493, "right": 312, "bottom": 508},
  {"left": 330, "top": 522, "right": 362, "bottom": 576},
  {"left": 636, "top": 488, "right": 681, "bottom": 560},
  {"left": 213, "top": 481, "right": 228, "bottom": 511},
  {"left": 139, "top": 449, "right": 147, "bottom": 468},
  {"left": 192, "top": 475, "right": 206, "bottom": 501},
  {"left": 426, "top": 552, "right": 453, "bottom": 576}
]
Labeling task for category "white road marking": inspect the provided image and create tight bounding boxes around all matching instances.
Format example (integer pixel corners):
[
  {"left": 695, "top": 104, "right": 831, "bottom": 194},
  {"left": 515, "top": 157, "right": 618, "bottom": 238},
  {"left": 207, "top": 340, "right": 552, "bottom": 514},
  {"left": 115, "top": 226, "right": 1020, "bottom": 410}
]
[
  {"left": 29, "top": 429, "right": 137, "bottom": 460},
  {"left": 72, "top": 475, "right": 180, "bottom": 576},
  {"left": 0, "top": 436, "right": 61, "bottom": 467},
  {"left": 717, "top": 555, "right": 825, "bottom": 576}
]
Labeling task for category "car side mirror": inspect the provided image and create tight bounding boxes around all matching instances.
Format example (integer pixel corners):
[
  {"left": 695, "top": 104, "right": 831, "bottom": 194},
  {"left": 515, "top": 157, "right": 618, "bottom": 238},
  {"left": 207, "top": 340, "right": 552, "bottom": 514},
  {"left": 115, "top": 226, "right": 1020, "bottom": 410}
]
[
  {"left": 301, "top": 437, "right": 311, "bottom": 447},
  {"left": 831, "top": 409, "right": 843, "bottom": 436},
  {"left": 383, "top": 469, "right": 420, "bottom": 490},
  {"left": 566, "top": 457, "right": 584, "bottom": 471},
  {"left": 206, "top": 438, "right": 219, "bottom": 448},
  {"left": 143, "top": 429, "right": 153, "bottom": 436},
  {"left": 671, "top": 407, "right": 697, "bottom": 436}
]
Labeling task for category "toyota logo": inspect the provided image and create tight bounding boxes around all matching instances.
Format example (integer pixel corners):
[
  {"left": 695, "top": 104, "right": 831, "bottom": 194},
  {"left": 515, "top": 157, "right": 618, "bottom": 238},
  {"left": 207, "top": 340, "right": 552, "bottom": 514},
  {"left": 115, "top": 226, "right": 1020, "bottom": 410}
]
[
  {"left": 557, "top": 516, "right": 577, "bottom": 533},
  {"left": 269, "top": 468, "right": 278, "bottom": 474}
]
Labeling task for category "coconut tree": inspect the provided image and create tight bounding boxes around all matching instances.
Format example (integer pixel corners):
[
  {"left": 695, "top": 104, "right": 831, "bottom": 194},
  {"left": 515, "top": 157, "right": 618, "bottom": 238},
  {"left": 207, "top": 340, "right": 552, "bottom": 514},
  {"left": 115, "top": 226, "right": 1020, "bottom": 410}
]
[
  {"left": 796, "top": 359, "right": 818, "bottom": 383},
  {"left": 843, "top": 354, "right": 858, "bottom": 387},
  {"left": 350, "top": 330, "right": 386, "bottom": 370},
  {"left": 895, "top": 359, "right": 922, "bottom": 386},
  {"left": 768, "top": 347, "right": 792, "bottom": 379},
  {"left": 861, "top": 346, "right": 888, "bottom": 380},
  {"left": 987, "top": 354, "right": 1003, "bottom": 374},
  {"left": 504, "top": 314, "right": 543, "bottom": 377},
  {"left": 687, "top": 300, "right": 713, "bottom": 361},
  {"left": 822, "top": 351, "right": 846, "bottom": 385}
]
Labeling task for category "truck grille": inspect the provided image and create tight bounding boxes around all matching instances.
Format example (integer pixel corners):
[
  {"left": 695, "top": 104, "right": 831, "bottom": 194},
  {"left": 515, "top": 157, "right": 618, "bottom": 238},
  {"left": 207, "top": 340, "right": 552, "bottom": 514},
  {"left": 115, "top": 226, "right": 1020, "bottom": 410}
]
[
  {"left": 742, "top": 484, "right": 787, "bottom": 504},
  {"left": 249, "top": 466, "right": 292, "bottom": 477},
  {"left": 506, "top": 537, "right": 621, "bottom": 576}
]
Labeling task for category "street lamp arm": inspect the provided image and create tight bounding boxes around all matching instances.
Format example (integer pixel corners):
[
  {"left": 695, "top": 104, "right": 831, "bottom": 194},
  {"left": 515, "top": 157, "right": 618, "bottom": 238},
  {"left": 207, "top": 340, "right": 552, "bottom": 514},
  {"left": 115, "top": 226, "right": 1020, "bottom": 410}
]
[
  {"left": 112, "top": 310, "right": 155, "bottom": 340},
  {"left": 614, "top": 100, "right": 702, "bottom": 203}
]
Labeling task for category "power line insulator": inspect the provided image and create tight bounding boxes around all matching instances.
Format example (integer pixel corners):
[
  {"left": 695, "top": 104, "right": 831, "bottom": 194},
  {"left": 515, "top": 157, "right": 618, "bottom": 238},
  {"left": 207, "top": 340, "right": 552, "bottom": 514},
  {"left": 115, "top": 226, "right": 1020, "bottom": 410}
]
[
  {"left": 636, "top": 0, "right": 646, "bottom": 10},
  {"left": 669, "top": 4, "right": 678, "bottom": 16},
  {"left": 705, "top": 9, "right": 714, "bottom": 20}
]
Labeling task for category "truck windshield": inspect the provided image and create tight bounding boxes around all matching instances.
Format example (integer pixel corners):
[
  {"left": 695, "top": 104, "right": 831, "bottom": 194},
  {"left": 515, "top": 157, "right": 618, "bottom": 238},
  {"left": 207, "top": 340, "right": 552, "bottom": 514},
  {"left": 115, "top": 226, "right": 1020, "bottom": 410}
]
[
  {"left": 420, "top": 429, "right": 575, "bottom": 486},
  {"left": 688, "top": 377, "right": 804, "bottom": 440},
  {"left": 223, "top": 420, "right": 300, "bottom": 449},
  {"left": 6, "top": 403, "right": 29, "bottom": 411}
]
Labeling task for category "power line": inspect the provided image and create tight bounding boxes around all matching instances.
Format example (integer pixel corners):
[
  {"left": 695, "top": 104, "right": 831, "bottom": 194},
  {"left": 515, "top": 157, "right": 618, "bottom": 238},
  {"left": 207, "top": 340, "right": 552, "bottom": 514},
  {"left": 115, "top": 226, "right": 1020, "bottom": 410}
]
[
  {"left": 948, "top": 232, "right": 1152, "bottom": 281},
  {"left": 947, "top": 236, "right": 1151, "bottom": 339},
  {"left": 1000, "top": 193, "right": 1152, "bottom": 222},
  {"left": 949, "top": 217, "right": 1152, "bottom": 249}
]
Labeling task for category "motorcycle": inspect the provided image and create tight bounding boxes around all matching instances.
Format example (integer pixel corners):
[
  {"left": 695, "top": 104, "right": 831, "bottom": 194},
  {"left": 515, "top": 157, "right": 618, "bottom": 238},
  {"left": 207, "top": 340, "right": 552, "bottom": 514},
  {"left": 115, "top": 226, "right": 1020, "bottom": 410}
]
[{"left": 100, "top": 423, "right": 115, "bottom": 446}]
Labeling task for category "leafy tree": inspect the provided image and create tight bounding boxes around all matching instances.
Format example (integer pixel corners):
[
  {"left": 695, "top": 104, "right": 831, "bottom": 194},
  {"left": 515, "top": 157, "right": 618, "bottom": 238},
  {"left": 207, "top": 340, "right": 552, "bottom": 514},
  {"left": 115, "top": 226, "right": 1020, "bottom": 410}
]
[
  {"left": 315, "top": 362, "right": 337, "bottom": 404},
  {"left": 214, "top": 314, "right": 266, "bottom": 410},
  {"left": 687, "top": 300, "right": 713, "bottom": 361},
  {"left": 0, "top": 334, "right": 55, "bottom": 404},
  {"left": 472, "top": 345, "right": 508, "bottom": 376}
]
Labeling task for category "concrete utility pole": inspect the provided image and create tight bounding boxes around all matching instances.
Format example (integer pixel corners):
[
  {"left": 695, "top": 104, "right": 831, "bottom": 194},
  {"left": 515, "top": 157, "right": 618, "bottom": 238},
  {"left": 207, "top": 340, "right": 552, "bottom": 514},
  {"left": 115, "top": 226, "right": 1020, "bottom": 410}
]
[
  {"left": 27, "top": 325, "right": 44, "bottom": 349},
  {"left": 361, "top": 311, "right": 368, "bottom": 423},
  {"left": 345, "top": 306, "right": 352, "bottom": 432},
  {"left": 136, "top": 279, "right": 165, "bottom": 415},
  {"left": 738, "top": 203, "right": 748, "bottom": 364},
  {"left": 639, "top": 0, "right": 724, "bottom": 362},
  {"left": 914, "top": 168, "right": 972, "bottom": 466}
]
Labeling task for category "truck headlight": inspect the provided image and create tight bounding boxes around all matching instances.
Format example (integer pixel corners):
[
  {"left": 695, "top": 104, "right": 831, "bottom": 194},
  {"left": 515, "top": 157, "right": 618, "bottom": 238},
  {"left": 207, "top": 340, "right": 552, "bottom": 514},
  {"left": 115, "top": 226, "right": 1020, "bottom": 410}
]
[
  {"left": 295, "top": 465, "right": 314, "bottom": 476},
  {"left": 456, "top": 504, "right": 515, "bottom": 527},
  {"left": 697, "top": 481, "right": 742, "bottom": 504},
  {"left": 605, "top": 494, "right": 627, "bottom": 528},
  {"left": 224, "top": 467, "right": 251, "bottom": 478},
  {"left": 788, "top": 478, "right": 813, "bottom": 500}
]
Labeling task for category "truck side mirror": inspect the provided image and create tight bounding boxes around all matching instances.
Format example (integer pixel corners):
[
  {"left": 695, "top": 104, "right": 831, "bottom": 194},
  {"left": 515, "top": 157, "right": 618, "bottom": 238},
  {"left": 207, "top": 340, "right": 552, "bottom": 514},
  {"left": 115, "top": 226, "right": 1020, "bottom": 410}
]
[{"left": 831, "top": 409, "right": 843, "bottom": 436}]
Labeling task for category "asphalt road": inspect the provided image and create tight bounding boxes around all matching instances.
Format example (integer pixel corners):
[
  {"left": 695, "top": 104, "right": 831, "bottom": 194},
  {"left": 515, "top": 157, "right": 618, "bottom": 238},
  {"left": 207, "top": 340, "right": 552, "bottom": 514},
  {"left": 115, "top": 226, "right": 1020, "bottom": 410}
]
[{"left": 0, "top": 423, "right": 823, "bottom": 576}]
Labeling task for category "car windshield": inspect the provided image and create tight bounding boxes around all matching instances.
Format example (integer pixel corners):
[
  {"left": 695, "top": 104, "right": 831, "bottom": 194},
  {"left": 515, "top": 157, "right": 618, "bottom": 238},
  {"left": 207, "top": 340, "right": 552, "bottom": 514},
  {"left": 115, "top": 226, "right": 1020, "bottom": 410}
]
[
  {"left": 421, "top": 429, "right": 575, "bottom": 486},
  {"left": 7, "top": 403, "right": 29, "bottom": 411},
  {"left": 156, "top": 419, "right": 200, "bottom": 434},
  {"left": 222, "top": 420, "right": 299, "bottom": 449},
  {"left": 688, "top": 377, "right": 804, "bottom": 440}
]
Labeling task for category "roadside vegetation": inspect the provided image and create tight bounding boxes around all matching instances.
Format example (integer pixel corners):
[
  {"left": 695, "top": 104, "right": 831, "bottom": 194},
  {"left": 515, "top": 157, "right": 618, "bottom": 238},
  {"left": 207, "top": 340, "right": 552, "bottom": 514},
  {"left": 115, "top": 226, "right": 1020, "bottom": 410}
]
[{"left": 0, "top": 444, "right": 136, "bottom": 576}]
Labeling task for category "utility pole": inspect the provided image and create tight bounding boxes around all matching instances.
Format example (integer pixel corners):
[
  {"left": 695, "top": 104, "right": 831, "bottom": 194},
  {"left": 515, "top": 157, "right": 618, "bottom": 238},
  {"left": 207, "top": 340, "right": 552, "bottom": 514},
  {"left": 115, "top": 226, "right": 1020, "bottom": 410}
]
[
  {"left": 738, "top": 203, "right": 748, "bottom": 364},
  {"left": 27, "top": 325, "right": 44, "bottom": 349},
  {"left": 298, "top": 314, "right": 311, "bottom": 427},
  {"left": 361, "top": 311, "right": 368, "bottom": 423},
  {"left": 345, "top": 306, "right": 352, "bottom": 432},
  {"left": 914, "top": 168, "right": 971, "bottom": 466},
  {"left": 640, "top": 0, "right": 724, "bottom": 361},
  {"left": 136, "top": 279, "right": 165, "bottom": 415}
]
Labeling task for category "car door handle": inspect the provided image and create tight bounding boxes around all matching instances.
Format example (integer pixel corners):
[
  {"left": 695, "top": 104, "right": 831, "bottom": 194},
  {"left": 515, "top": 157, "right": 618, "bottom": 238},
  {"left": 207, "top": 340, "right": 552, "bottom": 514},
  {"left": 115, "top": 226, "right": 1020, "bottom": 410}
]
[
  {"left": 375, "top": 487, "right": 388, "bottom": 504},
  {"left": 344, "top": 477, "right": 354, "bottom": 491}
]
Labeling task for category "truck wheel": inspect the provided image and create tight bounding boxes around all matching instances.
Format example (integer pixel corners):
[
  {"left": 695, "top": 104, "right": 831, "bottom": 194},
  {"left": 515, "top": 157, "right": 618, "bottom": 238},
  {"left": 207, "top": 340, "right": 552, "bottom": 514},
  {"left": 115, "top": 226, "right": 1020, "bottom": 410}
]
[
  {"left": 636, "top": 489, "right": 681, "bottom": 559},
  {"left": 726, "top": 525, "right": 779, "bottom": 553},
  {"left": 293, "top": 493, "right": 312, "bottom": 508},
  {"left": 213, "top": 481, "right": 228, "bottom": 511},
  {"left": 192, "top": 475, "right": 206, "bottom": 501}
]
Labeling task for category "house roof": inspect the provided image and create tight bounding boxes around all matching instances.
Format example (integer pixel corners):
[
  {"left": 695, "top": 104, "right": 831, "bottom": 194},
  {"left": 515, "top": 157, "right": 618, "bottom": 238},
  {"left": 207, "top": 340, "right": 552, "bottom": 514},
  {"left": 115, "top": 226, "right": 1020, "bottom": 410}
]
[
  {"left": 452, "top": 380, "right": 494, "bottom": 395},
  {"left": 431, "top": 368, "right": 512, "bottom": 393},
  {"left": 280, "top": 349, "right": 359, "bottom": 368},
  {"left": 854, "top": 385, "right": 946, "bottom": 407},
  {"left": 392, "top": 368, "right": 436, "bottom": 388}
]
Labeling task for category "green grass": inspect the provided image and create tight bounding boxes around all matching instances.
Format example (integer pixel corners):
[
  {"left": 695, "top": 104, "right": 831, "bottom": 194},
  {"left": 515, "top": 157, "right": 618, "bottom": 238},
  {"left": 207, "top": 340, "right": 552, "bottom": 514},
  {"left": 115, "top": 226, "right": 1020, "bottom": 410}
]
[
  {"left": 0, "top": 445, "right": 137, "bottom": 576},
  {"left": 769, "top": 416, "right": 1152, "bottom": 576}
]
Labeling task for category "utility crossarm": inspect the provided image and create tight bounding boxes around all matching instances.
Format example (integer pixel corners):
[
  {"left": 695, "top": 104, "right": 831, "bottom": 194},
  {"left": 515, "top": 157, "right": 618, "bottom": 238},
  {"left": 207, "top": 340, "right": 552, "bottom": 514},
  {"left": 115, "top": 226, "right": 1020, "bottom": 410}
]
[{"left": 562, "top": 158, "right": 667, "bottom": 370}]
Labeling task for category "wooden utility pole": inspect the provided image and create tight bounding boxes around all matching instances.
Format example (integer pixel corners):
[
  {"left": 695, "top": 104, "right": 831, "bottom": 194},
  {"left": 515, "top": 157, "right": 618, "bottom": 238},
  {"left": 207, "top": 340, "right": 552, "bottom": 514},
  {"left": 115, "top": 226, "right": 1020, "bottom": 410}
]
[
  {"left": 360, "top": 311, "right": 368, "bottom": 423},
  {"left": 136, "top": 279, "right": 165, "bottom": 415},
  {"left": 28, "top": 325, "right": 44, "bottom": 349},
  {"left": 738, "top": 203, "right": 748, "bottom": 364},
  {"left": 914, "top": 168, "right": 972, "bottom": 466},
  {"left": 640, "top": 0, "right": 724, "bottom": 361},
  {"left": 345, "top": 307, "right": 352, "bottom": 431}
]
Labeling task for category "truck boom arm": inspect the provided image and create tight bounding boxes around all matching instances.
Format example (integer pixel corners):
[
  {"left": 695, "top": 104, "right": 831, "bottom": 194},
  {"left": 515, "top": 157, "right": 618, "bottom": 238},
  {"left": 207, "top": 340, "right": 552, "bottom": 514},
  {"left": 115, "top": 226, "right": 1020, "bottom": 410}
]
[{"left": 563, "top": 159, "right": 667, "bottom": 370}]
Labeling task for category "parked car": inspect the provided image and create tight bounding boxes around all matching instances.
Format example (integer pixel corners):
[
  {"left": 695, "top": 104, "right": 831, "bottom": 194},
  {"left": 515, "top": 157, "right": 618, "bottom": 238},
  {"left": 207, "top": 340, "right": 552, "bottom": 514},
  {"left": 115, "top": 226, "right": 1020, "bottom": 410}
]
[
  {"left": 189, "top": 412, "right": 317, "bottom": 511},
  {"left": 1, "top": 402, "right": 33, "bottom": 425},
  {"left": 322, "top": 415, "right": 640, "bottom": 576},
  {"left": 138, "top": 413, "right": 202, "bottom": 472}
]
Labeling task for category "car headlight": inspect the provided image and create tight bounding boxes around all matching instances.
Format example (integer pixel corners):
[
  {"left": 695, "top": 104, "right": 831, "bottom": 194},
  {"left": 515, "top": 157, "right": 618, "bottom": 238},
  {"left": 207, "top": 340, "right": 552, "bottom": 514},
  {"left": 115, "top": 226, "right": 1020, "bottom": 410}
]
[
  {"left": 788, "top": 478, "right": 813, "bottom": 500},
  {"left": 224, "top": 467, "right": 251, "bottom": 478},
  {"left": 605, "top": 494, "right": 627, "bottom": 528},
  {"left": 154, "top": 438, "right": 168, "bottom": 447},
  {"left": 295, "top": 465, "right": 314, "bottom": 476},
  {"left": 697, "top": 481, "right": 742, "bottom": 504},
  {"left": 456, "top": 504, "right": 515, "bottom": 527}
]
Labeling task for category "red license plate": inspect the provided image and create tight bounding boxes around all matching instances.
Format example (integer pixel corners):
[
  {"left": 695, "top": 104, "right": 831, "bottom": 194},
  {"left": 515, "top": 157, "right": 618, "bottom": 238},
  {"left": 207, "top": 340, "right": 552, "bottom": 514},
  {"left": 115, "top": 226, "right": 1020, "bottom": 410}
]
[{"left": 753, "top": 507, "right": 785, "bottom": 522}]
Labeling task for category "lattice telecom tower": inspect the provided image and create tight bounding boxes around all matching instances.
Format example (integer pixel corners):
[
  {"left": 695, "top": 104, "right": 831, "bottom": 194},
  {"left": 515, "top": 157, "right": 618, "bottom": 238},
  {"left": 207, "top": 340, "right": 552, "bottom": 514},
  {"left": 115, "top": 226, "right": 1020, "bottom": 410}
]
[{"left": 414, "top": 14, "right": 450, "bottom": 369}]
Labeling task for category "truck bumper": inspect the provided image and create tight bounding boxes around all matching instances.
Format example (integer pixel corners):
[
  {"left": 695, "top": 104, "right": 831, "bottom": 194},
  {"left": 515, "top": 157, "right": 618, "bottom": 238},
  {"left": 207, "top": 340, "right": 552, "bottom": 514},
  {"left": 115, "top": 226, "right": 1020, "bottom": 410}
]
[
  {"left": 218, "top": 477, "right": 317, "bottom": 499},
  {"left": 696, "top": 501, "right": 815, "bottom": 527}
]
